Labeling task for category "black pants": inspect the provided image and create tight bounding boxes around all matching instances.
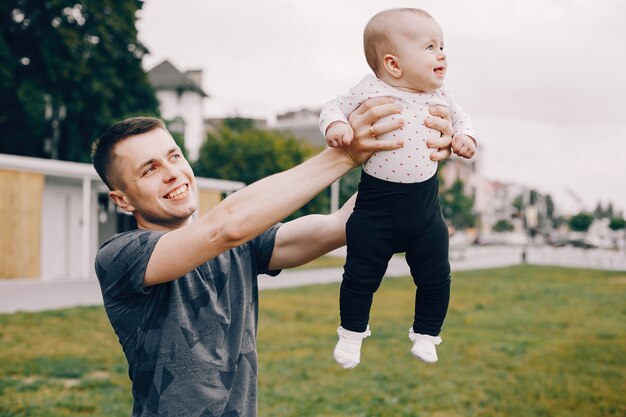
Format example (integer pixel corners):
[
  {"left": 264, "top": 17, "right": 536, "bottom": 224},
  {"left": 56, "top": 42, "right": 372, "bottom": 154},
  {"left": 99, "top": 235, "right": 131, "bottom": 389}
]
[{"left": 341, "top": 171, "right": 451, "bottom": 336}]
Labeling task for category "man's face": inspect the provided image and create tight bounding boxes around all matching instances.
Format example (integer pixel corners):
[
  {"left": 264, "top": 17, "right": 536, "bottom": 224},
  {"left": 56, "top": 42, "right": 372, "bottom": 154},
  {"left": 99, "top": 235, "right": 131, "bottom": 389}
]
[
  {"left": 393, "top": 14, "right": 447, "bottom": 92},
  {"left": 110, "top": 128, "right": 198, "bottom": 230}
]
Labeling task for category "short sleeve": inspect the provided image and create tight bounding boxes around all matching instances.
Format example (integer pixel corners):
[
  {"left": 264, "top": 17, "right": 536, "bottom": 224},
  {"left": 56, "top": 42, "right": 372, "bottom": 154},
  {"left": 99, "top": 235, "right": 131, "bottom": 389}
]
[
  {"left": 95, "top": 229, "right": 166, "bottom": 300},
  {"left": 249, "top": 223, "right": 282, "bottom": 276}
]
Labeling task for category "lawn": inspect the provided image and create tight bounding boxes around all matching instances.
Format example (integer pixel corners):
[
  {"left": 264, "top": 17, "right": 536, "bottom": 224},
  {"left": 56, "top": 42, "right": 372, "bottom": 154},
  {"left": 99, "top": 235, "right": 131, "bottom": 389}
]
[{"left": 0, "top": 266, "right": 624, "bottom": 417}]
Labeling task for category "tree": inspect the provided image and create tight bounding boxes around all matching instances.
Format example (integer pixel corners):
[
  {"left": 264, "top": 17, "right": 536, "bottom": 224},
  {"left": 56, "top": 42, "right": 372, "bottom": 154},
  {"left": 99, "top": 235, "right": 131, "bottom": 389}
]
[
  {"left": 568, "top": 212, "right": 594, "bottom": 232},
  {"left": 512, "top": 194, "right": 524, "bottom": 218},
  {"left": 608, "top": 216, "right": 626, "bottom": 232},
  {"left": 194, "top": 122, "right": 328, "bottom": 220},
  {"left": 0, "top": 0, "right": 159, "bottom": 162},
  {"left": 493, "top": 219, "right": 514, "bottom": 233},
  {"left": 440, "top": 179, "right": 475, "bottom": 230}
]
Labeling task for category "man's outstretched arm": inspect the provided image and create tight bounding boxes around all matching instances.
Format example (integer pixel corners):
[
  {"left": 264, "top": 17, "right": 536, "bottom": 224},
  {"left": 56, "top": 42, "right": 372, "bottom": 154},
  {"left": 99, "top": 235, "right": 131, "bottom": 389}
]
[{"left": 144, "top": 98, "right": 404, "bottom": 286}]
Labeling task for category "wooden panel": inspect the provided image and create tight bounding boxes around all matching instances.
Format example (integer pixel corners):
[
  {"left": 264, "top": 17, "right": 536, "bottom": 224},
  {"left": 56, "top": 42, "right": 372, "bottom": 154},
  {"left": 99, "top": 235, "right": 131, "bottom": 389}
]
[
  {"left": 0, "top": 170, "right": 44, "bottom": 278},
  {"left": 197, "top": 189, "right": 223, "bottom": 217}
]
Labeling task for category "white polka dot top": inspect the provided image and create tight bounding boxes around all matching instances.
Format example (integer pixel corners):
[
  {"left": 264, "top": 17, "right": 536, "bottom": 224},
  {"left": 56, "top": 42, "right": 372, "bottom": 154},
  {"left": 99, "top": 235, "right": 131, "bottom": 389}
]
[{"left": 319, "top": 74, "right": 476, "bottom": 183}]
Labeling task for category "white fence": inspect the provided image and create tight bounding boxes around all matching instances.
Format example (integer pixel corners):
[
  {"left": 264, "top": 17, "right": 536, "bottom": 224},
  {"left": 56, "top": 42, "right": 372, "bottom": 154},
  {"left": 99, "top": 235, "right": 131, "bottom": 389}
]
[
  {"left": 527, "top": 246, "right": 626, "bottom": 271},
  {"left": 449, "top": 245, "right": 626, "bottom": 272}
]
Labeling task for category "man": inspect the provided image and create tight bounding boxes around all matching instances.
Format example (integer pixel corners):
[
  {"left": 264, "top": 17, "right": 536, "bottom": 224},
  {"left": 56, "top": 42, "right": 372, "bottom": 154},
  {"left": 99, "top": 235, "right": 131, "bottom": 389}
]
[{"left": 92, "top": 98, "right": 455, "bottom": 417}]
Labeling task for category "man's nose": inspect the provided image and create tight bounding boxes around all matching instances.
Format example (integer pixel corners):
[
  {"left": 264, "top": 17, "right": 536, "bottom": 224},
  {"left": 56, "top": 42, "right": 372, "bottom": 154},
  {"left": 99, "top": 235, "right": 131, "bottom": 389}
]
[{"left": 163, "top": 162, "right": 181, "bottom": 181}]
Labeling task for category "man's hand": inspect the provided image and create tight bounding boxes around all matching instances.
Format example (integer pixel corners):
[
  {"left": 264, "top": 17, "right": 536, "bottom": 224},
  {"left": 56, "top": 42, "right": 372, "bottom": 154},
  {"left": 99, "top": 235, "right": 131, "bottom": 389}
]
[
  {"left": 425, "top": 105, "right": 454, "bottom": 161},
  {"left": 343, "top": 97, "right": 405, "bottom": 166},
  {"left": 326, "top": 121, "right": 354, "bottom": 147},
  {"left": 451, "top": 134, "right": 477, "bottom": 159}
]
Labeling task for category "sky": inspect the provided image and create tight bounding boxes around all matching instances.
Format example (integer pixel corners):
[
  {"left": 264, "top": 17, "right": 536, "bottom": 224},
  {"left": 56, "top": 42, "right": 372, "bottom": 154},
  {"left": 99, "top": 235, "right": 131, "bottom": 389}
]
[{"left": 136, "top": 0, "right": 626, "bottom": 215}]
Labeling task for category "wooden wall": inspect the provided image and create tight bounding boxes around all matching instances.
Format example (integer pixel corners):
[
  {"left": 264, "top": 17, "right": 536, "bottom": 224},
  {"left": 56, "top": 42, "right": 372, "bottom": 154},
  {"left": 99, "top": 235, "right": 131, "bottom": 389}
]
[
  {"left": 198, "top": 189, "right": 223, "bottom": 217},
  {"left": 0, "top": 170, "right": 43, "bottom": 278}
]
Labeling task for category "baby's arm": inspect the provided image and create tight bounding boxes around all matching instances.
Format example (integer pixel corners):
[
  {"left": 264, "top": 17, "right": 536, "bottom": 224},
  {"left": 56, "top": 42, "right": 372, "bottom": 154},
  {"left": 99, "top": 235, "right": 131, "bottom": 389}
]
[
  {"left": 447, "top": 93, "right": 477, "bottom": 159},
  {"left": 326, "top": 120, "right": 354, "bottom": 147},
  {"left": 319, "top": 78, "right": 370, "bottom": 148},
  {"left": 451, "top": 134, "right": 476, "bottom": 159}
]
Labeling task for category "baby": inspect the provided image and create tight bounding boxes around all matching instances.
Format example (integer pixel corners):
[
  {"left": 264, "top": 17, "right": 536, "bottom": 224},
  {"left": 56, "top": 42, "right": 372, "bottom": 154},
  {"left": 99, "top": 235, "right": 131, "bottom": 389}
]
[{"left": 319, "top": 8, "right": 477, "bottom": 369}]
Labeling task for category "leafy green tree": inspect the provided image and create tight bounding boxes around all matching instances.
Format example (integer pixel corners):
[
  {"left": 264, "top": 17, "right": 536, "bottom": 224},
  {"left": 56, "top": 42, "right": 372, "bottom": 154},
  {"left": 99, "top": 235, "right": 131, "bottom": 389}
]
[
  {"left": 568, "top": 212, "right": 594, "bottom": 232},
  {"left": 608, "top": 216, "right": 626, "bottom": 232},
  {"left": 194, "top": 122, "right": 328, "bottom": 220},
  {"left": 493, "top": 219, "right": 514, "bottom": 233},
  {"left": 440, "top": 178, "right": 475, "bottom": 230},
  {"left": 512, "top": 194, "right": 524, "bottom": 218},
  {"left": 223, "top": 117, "right": 255, "bottom": 132},
  {"left": 0, "top": 0, "right": 159, "bottom": 162}
]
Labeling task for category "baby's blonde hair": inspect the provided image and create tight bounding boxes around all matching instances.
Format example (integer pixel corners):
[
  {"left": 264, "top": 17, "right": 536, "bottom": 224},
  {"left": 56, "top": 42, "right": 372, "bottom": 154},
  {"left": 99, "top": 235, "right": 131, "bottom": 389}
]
[{"left": 363, "top": 8, "right": 433, "bottom": 77}]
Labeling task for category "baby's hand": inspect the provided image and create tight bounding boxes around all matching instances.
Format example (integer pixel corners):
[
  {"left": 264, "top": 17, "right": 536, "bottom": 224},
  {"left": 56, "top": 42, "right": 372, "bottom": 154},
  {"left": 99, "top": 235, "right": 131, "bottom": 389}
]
[
  {"left": 326, "top": 121, "right": 354, "bottom": 148},
  {"left": 451, "top": 134, "right": 477, "bottom": 159}
]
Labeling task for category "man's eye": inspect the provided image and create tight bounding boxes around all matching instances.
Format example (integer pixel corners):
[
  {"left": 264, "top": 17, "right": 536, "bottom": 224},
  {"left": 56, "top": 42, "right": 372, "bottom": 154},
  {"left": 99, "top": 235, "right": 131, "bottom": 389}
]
[
  {"left": 172, "top": 153, "right": 181, "bottom": 159},
  {"left": 143, "top": 166, "right": 156, "bottom": 175}
]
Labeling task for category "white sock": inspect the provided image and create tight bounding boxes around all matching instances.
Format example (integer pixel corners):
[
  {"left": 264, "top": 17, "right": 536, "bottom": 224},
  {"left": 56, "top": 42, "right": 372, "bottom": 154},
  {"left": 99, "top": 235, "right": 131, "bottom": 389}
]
[
  {"left": 333, "top": 325, "right": 371, "bottom": 369},
  {"left": 408, "top": 328, "right": 442, "bottom": 363}
]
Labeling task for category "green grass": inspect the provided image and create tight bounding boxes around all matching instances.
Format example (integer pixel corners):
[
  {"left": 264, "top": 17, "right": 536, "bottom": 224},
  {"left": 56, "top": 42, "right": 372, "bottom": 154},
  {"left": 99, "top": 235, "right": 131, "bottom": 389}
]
[
  {"left": 1, "top": 266, "right": 625, "bottom": 416},
  {"left": 295, "top": 255, "right": 346, "bottom": 269}
]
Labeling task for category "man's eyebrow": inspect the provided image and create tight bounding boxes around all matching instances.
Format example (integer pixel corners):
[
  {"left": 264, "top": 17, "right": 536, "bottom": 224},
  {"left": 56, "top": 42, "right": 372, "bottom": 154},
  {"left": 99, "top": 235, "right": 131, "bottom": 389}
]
[
  {"left": 136, "top": 148, "right": 181, "bottom": 174},
  {"left": 137, "top": 158, "right": 156, "bottom": 174}
]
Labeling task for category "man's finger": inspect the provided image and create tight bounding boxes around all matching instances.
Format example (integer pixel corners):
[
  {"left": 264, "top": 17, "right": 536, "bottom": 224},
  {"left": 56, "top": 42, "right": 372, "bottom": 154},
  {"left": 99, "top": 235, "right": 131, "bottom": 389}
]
[
  {"left": 430, "top": 147, "right": 452, "bottom": 161},
  {"left": 425, "top": 116, "right": 454, "bottom": 137},
  {"left": 357, "top": 102, "right": 403, "bottom": 126},
  {"left": 369, "top": 118, "right": 405, "bottom": 137},
  {"left": 428, "top": 105, "right": 451, "bottom": 121},
  {"left": 351, "top": 96, "right": 395, "bottom": 116},
  {"left": 360, "top": 138, "right": 404, "bottom": 152},
  {"left": 427, "top": 135, "right": 452, "bottom": 149}
]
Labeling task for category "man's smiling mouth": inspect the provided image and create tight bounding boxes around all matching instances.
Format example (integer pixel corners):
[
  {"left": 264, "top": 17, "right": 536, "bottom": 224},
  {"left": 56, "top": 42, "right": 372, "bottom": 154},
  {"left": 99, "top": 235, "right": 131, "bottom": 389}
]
[{"left": 164, "top": 184, "right": 188, "bottom": 199}]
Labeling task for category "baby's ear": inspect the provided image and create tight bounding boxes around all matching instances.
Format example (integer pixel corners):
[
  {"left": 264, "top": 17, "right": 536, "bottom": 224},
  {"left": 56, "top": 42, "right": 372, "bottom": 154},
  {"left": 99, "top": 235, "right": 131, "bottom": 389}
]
[{"left": 382, "top": 54, "right": 403, "bottom": 79}]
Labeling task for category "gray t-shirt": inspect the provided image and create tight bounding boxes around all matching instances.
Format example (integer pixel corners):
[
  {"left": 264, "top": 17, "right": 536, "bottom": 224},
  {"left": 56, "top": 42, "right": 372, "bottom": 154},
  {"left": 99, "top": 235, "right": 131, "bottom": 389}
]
[{"left": 95, "top": 225, "right": 280, "bottom": 417}]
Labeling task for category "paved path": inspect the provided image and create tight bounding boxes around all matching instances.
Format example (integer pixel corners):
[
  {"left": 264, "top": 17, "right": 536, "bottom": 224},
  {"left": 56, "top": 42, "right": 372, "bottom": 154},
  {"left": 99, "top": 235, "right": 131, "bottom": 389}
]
[
  {"left": 0, "top": 247, "right": 525, "bottom": 314},
  {"left": 4, "top": 245, "right": 625, "bottom": 314}
]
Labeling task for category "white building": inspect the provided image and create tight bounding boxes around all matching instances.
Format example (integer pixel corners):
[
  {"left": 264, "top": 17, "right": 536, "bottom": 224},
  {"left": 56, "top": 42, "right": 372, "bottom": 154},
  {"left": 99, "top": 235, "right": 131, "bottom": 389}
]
[
  {"left": 0, "top": 154, "right": 243, "bottom": 281},
  {"left": 147, "top": 60, "right": 208, "bottom": 161}
]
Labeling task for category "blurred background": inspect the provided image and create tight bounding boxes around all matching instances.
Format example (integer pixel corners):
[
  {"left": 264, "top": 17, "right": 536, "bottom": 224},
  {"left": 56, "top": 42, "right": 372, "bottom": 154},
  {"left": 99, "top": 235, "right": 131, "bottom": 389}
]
[
  {"left": 1, "top": 0, "right": 625, "bottom": 282},
  {"left": 0, "top": 1, "right": 625, "bottom": 416}
]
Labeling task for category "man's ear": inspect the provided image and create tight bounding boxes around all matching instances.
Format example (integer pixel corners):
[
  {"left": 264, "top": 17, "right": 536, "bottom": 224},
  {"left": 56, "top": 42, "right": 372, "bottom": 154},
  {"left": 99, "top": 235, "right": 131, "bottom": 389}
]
[
  {"left": 382, "top": 54, "right": 403, "bottom": 79},
  {"left": 109, "top": 190, "right": 135, "bottom": 214}
]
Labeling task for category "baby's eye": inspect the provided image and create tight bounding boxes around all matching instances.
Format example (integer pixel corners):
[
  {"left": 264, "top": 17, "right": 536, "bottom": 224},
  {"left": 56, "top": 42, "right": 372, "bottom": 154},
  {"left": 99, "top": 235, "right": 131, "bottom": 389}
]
[{"left": 426, "top": 45, "right": 434, "bottom": 50}]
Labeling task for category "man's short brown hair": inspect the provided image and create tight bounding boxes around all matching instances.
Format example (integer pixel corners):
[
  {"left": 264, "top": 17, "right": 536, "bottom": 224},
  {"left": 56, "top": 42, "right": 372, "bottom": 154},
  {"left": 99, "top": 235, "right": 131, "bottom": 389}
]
[
  {"left": 363, "top": 8, "right": 433, "bottom": 77},
  {"left": 91, "top": 117, "right": 166, "bottom": 190}
]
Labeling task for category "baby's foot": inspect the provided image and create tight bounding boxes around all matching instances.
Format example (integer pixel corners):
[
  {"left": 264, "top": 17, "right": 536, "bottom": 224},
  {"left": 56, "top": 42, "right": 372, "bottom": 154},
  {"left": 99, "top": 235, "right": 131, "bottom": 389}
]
[
  {"left": 333, "top": 326, "right": 371, "bottom": 369},
  {"left": 408, "top": 328, "right": 442, "bottom": 363}
]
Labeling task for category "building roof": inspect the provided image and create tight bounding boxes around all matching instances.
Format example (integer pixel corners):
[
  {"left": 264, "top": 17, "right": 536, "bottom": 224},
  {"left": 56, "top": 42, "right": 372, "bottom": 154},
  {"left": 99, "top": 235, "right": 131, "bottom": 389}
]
[
  {"left": 147, "top": 60, "right": 208, "bottom": 97},
  {"left": 0, "top": 153, "right": 243, "bottom": 192}
]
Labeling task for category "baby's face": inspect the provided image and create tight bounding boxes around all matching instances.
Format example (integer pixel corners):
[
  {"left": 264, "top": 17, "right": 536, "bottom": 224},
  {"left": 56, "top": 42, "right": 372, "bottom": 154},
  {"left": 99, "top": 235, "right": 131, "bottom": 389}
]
[{"left": 391, "top": 13, "right": 446, "bottom": 92}]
